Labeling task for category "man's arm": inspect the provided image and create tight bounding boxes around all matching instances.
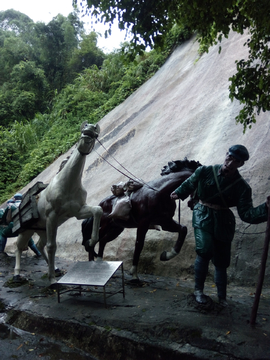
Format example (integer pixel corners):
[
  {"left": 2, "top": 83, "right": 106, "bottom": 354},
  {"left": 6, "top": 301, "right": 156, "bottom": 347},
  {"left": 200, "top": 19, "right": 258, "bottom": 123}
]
[
  {"left": 170, "top": 166, "right": 203, "bottom": 201},
  {"left": 237, "top": 186, "right": 268, "bottom": 224}
]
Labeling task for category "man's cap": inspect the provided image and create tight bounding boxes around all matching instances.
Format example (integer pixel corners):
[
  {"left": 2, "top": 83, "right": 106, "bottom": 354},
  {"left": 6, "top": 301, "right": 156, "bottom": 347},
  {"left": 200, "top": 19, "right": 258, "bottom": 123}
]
[
  {"left": 228, "top": 145, "right": 249, "bottom": 162},
  {"left": 13, "top": 193, "right": 22, "bottom": 200},
  {"left": 7, "top": 199, "right": 15, "bottom": 204}
]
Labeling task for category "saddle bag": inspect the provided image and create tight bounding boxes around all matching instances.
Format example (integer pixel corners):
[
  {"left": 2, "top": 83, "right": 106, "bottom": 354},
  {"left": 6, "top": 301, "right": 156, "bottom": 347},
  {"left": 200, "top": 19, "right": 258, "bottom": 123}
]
[
  {"left": 108, "top": 196, "right": 132, "bottom": 220},
  {"left": 12, "top": 181, "right": 48, "bottom": 233}
]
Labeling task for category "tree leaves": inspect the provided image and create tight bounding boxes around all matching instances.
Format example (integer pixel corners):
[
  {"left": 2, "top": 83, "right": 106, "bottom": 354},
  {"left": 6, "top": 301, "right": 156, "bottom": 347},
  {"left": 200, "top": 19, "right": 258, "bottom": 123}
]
[{"left": 0, "top": 43, "right": 171, "bottom": 202}]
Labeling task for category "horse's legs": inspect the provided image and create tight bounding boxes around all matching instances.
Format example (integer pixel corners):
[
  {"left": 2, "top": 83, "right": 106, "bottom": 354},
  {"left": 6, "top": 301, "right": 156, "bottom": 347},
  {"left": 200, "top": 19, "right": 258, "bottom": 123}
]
[
  {"left": 130, "top": 220, "right": 149, "bottom": 280},
  {"left": 175, "top": 226, "right": 187, "bottom": 253},
  {"left": 14, "top": 230, "right": 34, "bottom": 278},
  {"left": 88, "top": 225, "right": 124, "bottom": 261},
  {"left": 160, "top": 220, "right": 187, "bottom": 261},
  {"left": 83, "top": 215, "right": 124, "bottom": 261},
  {"left": 160, "top": 226, "right": 187, "bottom": 260},
  {"left": 96, "top": 226, "right": 124, "bottom": 260},
  {"left": 88, "top": 248, "right": 95, "bottom": 261}
]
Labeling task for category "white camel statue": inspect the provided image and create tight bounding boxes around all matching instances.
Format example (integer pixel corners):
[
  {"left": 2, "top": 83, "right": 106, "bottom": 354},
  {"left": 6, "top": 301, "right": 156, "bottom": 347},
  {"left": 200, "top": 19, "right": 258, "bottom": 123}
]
[{"left": 14, "top": 122, "right": 103, "bottom": 286}]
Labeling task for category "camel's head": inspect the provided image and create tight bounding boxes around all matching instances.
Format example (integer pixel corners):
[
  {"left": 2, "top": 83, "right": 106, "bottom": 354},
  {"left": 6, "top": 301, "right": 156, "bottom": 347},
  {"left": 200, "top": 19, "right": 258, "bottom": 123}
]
[
  {"left": 81, "top": 122, "right": 100, "bottom": 138},
  {"left": 77, "top": 122, "right": 100, "bottom": 155}
]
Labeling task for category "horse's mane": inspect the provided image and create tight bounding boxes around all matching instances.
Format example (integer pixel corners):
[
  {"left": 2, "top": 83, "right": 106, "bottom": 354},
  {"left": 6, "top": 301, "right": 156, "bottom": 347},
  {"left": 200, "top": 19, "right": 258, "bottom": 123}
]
[{"left": 161, "top": 158, "right": 202, "bottom": 176}]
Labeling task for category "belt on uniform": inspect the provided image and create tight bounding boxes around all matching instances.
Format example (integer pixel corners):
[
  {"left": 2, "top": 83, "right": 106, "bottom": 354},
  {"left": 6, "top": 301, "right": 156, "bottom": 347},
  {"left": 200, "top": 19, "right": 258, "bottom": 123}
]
[{"left": 199, "top": 200, "right": 228, "bottom": 210}]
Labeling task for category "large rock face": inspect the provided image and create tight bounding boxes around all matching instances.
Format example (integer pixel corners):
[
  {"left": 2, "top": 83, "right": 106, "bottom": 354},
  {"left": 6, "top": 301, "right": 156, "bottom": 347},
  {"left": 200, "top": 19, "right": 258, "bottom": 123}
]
[{"left": 6, "top": 32, "right": 270, "bottom": 285}]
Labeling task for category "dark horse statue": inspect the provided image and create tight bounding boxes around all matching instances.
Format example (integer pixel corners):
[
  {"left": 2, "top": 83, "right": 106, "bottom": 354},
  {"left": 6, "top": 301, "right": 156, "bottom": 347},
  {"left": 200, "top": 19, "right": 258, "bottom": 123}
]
[{"left": 82, "top": 159, "right": 202, "bottom": 280}]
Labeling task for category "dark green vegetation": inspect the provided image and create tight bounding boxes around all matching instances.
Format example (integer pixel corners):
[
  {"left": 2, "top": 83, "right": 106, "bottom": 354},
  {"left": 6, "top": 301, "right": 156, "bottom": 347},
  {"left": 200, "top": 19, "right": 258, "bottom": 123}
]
[
  {"left": 0, "top": 8, "right": 191, "bottom": 203},
  {"left": 78, "top": 0, "right": 270, "bottom": 131}
]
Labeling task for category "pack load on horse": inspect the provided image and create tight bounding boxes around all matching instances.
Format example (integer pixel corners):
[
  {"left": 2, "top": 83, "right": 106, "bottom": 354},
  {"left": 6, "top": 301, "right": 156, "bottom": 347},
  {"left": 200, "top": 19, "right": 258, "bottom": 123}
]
[
  {"left": 82, "top": 158, "right": 202, "bottom": 280},
  {"left": 13, "top": 122, "right": 103, "bottom": 286},
  {"left": 107, "top": 179, "right": 143, "bottom": 220}
]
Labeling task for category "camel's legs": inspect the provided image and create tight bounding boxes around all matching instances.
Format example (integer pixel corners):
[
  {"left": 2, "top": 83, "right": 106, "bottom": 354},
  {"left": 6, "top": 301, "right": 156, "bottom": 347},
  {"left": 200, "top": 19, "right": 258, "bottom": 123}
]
[
  {"left": 14, "top": 230, "right": 34, "bottom": 277},
  {"left": 90, "top": 206, "right": 103, "bottom": 245},
  {"left": 77, "top": 205, "right": 103, "bottom": 247},
  {"left": 45, "top": 215, "right": 58, "bottom": 284},
  {"left": 36, "top": 231, "right": 49, "bottom": 263}
]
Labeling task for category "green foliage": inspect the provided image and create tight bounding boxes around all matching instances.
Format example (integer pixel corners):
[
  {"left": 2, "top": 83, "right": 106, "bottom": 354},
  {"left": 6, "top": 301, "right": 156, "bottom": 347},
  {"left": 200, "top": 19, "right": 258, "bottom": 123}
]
[
  {"left": 0, "top": 33, "right": 34, "bottom": 86},
  {"left": 229, "top": 33, "right": 270, "bottom": 132},
  {"left": 0, "top": 61, "right": 49, "bottom": 126},
  {"left": 0, "top": 9, "right": 103, "bottom": 105},
  {"left": 77, "top": 0, "right": 270, "bottom": 130},
  {"left": 66, "top": 32, "right": 105, "bottom": 82},
  {"left": 85, "top": 50, "right": 168, "bottom": 122},
  {"left": 0, "top": 6, "right": 187, "bottom": 203},
  {"left": 164, "top": 24, "right": 193, "bottom": 54},
  {"left": 11, "top": 121, "right": 38, "bottom": 152},
  {"left": 0, "top": 9, "right": 34, "bottom": 33},
  {"left": 34, "top": 13, "right": 83, "bottom": 92},
  {"left": 0, "top": 127, "right": 25, "bottom": 201},
  {"left": 0, "top": 45, "right": 169, "bottom": 203},
  {"left": 77, "top": 0, "right": 180, "bottom": 50},
  {"left": 17, "top": 121, "right": 80, "bottom": 185}
]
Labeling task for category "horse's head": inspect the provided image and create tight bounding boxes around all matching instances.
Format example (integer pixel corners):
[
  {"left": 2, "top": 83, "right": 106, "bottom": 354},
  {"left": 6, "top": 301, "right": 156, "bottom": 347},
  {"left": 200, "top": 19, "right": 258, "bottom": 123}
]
[
  {"left": 161, "top": 158, "right": 202, "bottom": 176},
  {"left": 77, "top": 122, "right": 100, "bottom": 155}
]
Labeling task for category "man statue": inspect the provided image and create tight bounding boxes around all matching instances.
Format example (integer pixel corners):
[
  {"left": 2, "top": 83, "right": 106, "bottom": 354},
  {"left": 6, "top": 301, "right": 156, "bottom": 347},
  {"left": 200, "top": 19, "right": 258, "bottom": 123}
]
[{"left": 170, "top": 145, "right": 270, "bottom": 307}]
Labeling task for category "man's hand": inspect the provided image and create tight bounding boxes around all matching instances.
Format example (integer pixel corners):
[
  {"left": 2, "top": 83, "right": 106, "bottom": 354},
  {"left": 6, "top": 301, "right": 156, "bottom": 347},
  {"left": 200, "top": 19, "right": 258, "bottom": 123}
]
[
  {"left": 266, "top": 196, "right": 270, "bottom": 208},
  {"left": 170, "top": 192, "right": 179, "bottom": 200}
]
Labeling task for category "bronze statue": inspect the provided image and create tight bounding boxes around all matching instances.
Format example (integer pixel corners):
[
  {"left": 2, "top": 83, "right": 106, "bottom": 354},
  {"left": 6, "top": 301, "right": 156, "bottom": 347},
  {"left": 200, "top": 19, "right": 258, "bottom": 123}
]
[{"left": 82, "top": 159, "right": 202, "bottom": 281}]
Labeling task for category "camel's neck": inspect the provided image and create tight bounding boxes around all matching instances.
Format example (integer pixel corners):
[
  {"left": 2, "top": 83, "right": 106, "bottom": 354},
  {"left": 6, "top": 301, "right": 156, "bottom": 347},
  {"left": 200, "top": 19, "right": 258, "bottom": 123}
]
[{"left": 57, "top": 149, "right": 86, "bottom": 189}]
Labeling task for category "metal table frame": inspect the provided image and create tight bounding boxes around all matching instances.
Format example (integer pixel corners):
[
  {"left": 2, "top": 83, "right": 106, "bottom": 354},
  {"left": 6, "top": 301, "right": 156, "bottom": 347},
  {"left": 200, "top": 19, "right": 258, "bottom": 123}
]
[{"left": 57, "top": 261, "right": 125, "bottom": 307}]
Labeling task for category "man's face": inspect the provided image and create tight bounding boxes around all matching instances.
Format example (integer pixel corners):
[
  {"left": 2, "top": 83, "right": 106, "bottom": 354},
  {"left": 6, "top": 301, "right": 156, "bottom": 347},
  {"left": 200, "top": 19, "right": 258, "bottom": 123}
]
[{"left": 221, "top": 153, "right": 244, "bottom": 177}]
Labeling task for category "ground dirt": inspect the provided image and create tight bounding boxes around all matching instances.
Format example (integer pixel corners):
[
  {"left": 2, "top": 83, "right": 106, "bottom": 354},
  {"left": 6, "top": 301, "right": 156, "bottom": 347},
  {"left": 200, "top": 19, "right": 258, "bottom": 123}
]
[{"left": 0, "top": 252, "right": 269, "bottom": 360}]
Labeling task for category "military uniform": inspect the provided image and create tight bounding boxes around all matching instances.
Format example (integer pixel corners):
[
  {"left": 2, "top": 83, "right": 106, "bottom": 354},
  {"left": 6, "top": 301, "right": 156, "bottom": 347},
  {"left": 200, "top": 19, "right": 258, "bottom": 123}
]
[{"left": 174, "top": 164, "right": 268, "bottom": 302}]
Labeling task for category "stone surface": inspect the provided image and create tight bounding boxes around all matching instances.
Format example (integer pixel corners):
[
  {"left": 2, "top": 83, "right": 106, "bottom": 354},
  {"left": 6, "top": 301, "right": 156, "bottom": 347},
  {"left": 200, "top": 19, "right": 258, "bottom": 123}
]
[{"left": 4, "top": 31, "right": 270, "bottom": 286}]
